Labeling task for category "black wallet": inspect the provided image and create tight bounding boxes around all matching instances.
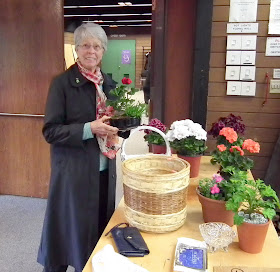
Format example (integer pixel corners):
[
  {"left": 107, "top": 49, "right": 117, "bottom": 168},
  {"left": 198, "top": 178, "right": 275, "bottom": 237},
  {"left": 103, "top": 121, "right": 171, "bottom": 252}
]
[{"left": 105, "top": 223, "right": 150, "bottom": 257}]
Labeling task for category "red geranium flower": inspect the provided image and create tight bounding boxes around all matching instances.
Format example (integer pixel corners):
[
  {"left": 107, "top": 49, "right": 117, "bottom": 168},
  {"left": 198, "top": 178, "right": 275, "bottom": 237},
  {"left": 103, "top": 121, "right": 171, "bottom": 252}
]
[
  {"left": 242, "top": 139, "right": 260, "bottom": 153},
  {"left": 219, "top": 127, "right": 238, "bottom": 143},
  {"left": 217, "top": 144, "right": 227, "bottom": 152},
  {"left": 121, "top": 77, "right": 132, "bottom": 85}
]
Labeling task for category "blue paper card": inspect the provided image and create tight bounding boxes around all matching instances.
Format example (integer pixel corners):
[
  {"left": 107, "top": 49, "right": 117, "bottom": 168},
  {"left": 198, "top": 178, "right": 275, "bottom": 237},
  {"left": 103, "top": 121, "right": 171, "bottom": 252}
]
[{"left": 179, "top": 248, "right": 204, "bottom": 270}]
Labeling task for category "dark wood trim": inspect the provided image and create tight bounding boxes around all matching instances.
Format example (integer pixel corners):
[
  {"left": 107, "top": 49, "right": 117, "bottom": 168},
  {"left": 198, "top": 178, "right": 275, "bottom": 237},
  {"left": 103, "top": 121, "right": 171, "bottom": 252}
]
[
  {"left": 150, "top": 0, "right": 166, "bottom": 120},
  {"left": 191, "top": 0, "right": 214, "bottom": 128}
]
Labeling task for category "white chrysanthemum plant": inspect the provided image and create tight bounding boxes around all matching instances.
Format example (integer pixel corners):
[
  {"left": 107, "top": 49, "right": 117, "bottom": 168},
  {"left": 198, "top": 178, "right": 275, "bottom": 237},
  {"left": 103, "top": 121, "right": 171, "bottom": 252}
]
[{"left": 166, "top": 119, "right": 207, "bottom": 156}]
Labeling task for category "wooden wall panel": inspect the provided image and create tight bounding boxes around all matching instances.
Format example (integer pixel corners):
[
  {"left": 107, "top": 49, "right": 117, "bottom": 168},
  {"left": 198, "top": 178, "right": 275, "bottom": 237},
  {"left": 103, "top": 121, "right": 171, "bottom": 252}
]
[
  {"left": 207, "top": 1, "right": 280, "bottom": 180},
  {"left": 207, "top": 111, "right": 280, "bottom": 129},
  {"left": 212, "top": 5, "right": 270, "bottom": 22},
  {"left": 208, "top": 82, "right": 280, "bottom": 98},
  {"left": 64, "top": 32, "right": 151, "bottom": 89},
  {"left": 0, "top": 117, "right": 50, "bottom": 198},
  {"left": 213, "top": 0, "right": 270, "bottom": 6},
  {"left": 0, "top": 0, "right": 64, "bottom": 114},
  {"left": 0, "top": 0, "right": 63, "bottom": 197}
]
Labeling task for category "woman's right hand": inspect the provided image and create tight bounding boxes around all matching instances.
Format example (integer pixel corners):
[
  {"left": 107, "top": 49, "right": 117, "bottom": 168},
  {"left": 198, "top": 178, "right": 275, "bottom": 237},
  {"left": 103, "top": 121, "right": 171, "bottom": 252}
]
[{"left": 90, "top": 116, "right": 118, "bottom": 137}]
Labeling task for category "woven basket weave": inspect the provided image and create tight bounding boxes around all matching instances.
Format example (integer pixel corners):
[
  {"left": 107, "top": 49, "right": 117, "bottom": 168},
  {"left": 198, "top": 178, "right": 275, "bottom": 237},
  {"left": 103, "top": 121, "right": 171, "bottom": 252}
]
[{"left": 122, "top": 154, "right": 190, "bottom": 233}]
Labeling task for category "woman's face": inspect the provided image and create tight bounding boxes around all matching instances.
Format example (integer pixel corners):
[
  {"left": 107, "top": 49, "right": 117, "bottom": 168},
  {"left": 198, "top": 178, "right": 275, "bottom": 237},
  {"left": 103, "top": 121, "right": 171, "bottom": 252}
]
[{"left": 76, "top": 37, "right": 104, "bottom": 72}]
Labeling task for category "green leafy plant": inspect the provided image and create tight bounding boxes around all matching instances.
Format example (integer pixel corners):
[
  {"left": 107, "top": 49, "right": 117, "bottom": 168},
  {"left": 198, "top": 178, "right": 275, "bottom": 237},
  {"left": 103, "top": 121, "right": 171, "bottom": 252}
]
[
  {"left": 226, "top": 178, "right": 280, "bottom": 225},
  {"left": 144, "top": 118, "right": 167, "bottom": 145},
  {"left": 106, "top": 78, "right": 147, "bottom": 119},
  {"left": 166, "top": 119, "right": 207, "bottom": 156},
  {"left": 170, "top": 137, "right": 207, "bottom": 156}
]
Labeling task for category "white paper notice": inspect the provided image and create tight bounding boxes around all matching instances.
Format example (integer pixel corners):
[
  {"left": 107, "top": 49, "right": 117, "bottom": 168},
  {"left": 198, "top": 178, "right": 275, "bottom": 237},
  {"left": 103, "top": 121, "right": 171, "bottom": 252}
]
[
  {"left": 269, "top": 0, "right": 280, "bottom": 34},
  {"left": 266, "top": 37, "right": 280, "bottom": 56},
  {"left": 229, "top": 0, "right": 258, "bottom": 22}
]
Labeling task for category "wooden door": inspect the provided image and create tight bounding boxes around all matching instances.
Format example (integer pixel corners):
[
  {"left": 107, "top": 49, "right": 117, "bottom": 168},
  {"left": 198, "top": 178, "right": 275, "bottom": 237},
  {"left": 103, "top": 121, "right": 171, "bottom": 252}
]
[{"left": 0, "top": 0, "right": 64, "bottom": 198}]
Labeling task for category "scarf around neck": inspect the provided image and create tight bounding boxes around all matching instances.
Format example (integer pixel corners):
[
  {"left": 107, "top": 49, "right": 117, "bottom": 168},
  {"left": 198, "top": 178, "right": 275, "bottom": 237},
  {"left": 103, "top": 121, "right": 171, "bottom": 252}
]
[{"left": 77, "top": 61, "right": 119, "bottom": 159}]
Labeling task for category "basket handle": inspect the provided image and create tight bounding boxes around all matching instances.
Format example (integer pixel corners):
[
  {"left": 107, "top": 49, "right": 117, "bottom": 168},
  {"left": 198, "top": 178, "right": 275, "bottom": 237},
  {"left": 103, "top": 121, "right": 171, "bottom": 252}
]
[{"left": 120, "top": 125, "right": 171, "bottom": 161}]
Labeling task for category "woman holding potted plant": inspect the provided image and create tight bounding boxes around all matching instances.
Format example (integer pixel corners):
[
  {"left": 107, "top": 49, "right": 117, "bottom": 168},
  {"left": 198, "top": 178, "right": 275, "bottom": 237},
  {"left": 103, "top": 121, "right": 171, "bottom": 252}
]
[
  {"left": 226, "top": 178, "right": 280, "bottom": 253},
  {"left": 143, "top": 118, "right": 168, "bottom": 154},
  {"left": 38, "top": 23, "right": 120, "bottom": 272},
  {"left": 166, "top": 119, "right": 207, "bottom": 177}
]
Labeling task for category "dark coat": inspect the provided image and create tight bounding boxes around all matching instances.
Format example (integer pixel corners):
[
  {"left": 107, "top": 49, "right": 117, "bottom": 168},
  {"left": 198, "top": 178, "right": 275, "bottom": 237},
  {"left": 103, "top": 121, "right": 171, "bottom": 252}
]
[{"left": 37, "top": 64, "right": 117, "bottom": 271}]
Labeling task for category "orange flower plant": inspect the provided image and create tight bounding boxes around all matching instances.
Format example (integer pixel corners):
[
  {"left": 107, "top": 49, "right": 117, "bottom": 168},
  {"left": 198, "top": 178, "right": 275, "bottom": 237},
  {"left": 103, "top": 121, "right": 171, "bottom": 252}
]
[{"left": 211, "top": 127, "right": 260, "bottom": 180}]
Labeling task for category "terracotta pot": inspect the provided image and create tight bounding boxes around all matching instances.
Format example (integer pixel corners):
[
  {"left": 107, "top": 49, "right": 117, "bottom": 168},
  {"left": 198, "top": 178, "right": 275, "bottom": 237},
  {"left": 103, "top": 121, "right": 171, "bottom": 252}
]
[
  {"left": 237, "top": 220, "right": 270, "bottom": 254},
  {"left": 177, "top": 154, "right": 201, "bottom": 178},
  {"left": 196, "top": 189, "right": 234, "bottom": 226},
  {"left": 151, "top": 144, "right": 166, "bottom": 154}
]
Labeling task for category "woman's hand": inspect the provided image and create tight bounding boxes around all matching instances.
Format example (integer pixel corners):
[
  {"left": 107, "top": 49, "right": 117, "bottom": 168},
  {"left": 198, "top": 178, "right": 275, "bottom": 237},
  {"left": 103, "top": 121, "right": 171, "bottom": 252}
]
[{"left": 90, "top": 116, "right": 118, "bottom": 137}]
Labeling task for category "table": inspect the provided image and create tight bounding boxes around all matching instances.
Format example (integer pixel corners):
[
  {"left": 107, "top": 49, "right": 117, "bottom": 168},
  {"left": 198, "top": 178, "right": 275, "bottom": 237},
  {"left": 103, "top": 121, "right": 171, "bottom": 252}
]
[{"left": 83, "top": 156, "right": 280, "bottom": 272}]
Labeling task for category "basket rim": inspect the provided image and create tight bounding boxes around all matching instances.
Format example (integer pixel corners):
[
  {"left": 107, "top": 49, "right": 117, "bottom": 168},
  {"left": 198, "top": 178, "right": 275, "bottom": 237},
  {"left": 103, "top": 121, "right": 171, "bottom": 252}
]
[{"left": 122, "top": 155, "right": 190, "bottom": 177}]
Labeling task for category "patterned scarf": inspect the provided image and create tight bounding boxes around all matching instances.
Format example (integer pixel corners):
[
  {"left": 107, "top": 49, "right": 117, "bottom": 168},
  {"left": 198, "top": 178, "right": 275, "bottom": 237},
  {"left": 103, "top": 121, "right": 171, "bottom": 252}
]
[{"left": 77, "top": 61, "right": 119, "bottom": 159}]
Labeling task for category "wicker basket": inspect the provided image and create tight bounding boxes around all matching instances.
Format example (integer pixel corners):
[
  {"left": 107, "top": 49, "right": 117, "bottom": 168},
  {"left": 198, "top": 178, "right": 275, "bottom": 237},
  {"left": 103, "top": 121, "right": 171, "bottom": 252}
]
[{"left": 121, "top": 126, "right": 190, "bottom": 233}]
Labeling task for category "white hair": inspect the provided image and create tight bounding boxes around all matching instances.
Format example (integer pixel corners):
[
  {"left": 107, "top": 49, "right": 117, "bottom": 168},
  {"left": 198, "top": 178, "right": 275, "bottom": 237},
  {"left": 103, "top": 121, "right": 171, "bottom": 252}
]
[{"left": 74, "top": 23, "right": 108, "bottom": 51}]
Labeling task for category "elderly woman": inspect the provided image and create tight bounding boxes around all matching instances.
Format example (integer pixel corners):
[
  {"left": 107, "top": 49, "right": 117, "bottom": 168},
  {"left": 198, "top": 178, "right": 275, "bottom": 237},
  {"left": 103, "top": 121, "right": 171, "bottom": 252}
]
[{"left": 37, "top": 23, "right": 119, "bottom": 272}]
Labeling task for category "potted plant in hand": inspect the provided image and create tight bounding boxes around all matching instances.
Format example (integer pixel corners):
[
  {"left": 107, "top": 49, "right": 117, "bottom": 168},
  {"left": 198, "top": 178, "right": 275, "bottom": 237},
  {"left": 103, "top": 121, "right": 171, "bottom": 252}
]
[
  {"left": 226, "top": 178, "right": 280, "bottom": 253},
  {"left": 210, "top": 127, "right": 260, "bottom": 180},
  {"left": 144, "top": 118, "right": 168, "bottom": 154},
  {"left": 106, "top": 77, "right": 147, "bottom": 130},
  {"left": 197, "top": 170, "right": 247, "bottom": 226},
  {"left": 166, "top": 119, "right": 207, "bottom": 178}
]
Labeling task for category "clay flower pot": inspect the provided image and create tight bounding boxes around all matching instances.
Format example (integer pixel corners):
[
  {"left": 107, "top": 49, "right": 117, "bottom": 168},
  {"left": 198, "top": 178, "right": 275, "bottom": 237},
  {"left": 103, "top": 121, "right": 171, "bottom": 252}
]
[
  {"left": 177, "top": 154, "right": 202, "bottom": 178},
  {"left": 151, "top": 144, "right": 166, "bottom": 154},
  {"left": 196, "top": 189, "right": 234, "bottom": 226},
  {"left": 237, "top": 220, "right": 270, "bottom": 254}
]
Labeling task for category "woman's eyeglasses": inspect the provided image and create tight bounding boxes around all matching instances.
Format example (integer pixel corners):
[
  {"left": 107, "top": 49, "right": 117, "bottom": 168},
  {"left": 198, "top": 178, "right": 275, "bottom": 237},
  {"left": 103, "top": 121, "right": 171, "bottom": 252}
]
[{"left": 79, "top": 44, "right": 103, "bottom": 52}]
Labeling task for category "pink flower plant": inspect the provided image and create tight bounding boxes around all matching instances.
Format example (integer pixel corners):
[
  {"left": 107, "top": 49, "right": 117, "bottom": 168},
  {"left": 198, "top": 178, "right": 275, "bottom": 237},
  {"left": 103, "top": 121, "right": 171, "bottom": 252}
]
[
  {"left": 198, "top": 174, "right": 231, "bottom": 201},
  {"left": 213, "top": 174, "right": 224, "bottom": 183},
  {"left": 211, "top": 184, "right": 220, "bottom": 194}
]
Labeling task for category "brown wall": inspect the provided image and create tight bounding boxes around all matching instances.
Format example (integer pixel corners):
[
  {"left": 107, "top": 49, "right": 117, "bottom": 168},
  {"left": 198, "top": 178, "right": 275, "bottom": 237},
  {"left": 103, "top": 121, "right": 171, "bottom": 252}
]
[
  {"left": 0, "top": 0, "right": 64, "bottom": 198},
  {"left": 207, "top": 0, "right": 280, "bottom": 179},
  {"left": 164, "top": 0, "right": 197, "bottom": 126},
  {"left": 64, "top": 32, "right": 151, "bottom": 89}
]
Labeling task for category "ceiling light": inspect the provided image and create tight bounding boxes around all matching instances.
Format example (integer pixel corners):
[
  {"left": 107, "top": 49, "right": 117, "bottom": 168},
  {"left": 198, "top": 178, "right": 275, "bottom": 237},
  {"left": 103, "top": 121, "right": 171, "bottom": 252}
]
[
  {"left": 118, "top": 2, "right": 125, "bottom": 6},
  {"left": 83, "top": 19, "right": 151, "bottom": 23},
  {"left": 102, "top": 24, "right": 152, "bottom": 27},
  {"left": 125, "top": 2, "right": 132, "bottom": 5},
  {"left": 64, "top": 4, "right": 152, "bottom": 8},
  {"left": 64, "top": 13, "right": 152, "bottom": 17}
]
